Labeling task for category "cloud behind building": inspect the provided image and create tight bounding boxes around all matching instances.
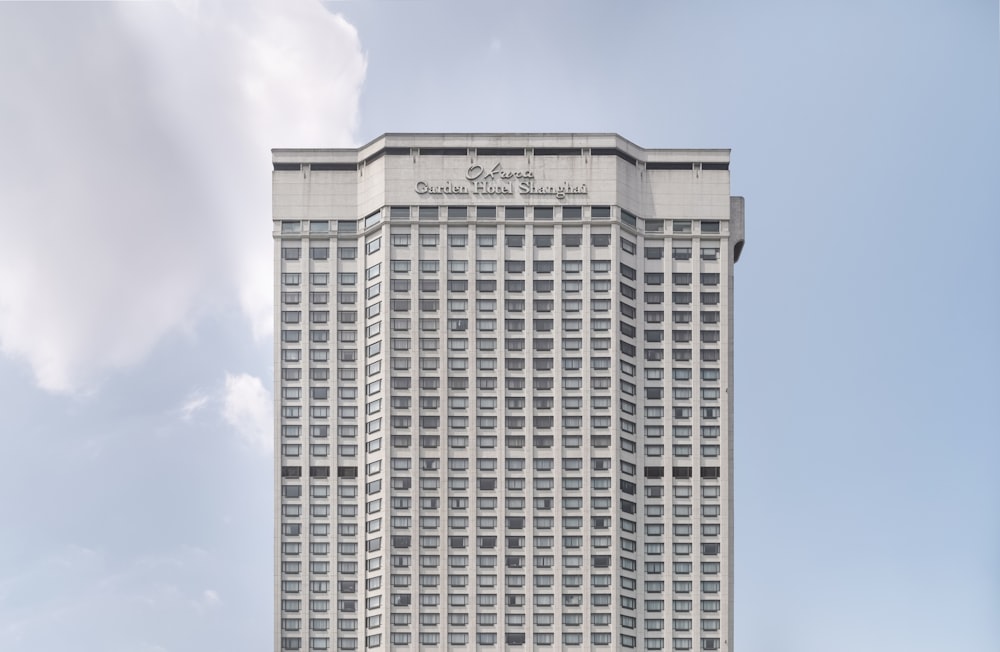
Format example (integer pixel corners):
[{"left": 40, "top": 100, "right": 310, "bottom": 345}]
[{"left": 0, "top": 0, "right": 365, "bottom": 393}]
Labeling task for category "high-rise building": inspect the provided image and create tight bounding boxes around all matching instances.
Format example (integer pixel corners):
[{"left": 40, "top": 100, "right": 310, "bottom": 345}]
[{"left": 273, "top": 134, "right": 745, "bottom": 652}]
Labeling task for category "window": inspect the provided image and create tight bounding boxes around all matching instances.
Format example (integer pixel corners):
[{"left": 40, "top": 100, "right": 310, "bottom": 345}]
[{"left": 502, "top": 206, "right": 524, "bottom": 220}]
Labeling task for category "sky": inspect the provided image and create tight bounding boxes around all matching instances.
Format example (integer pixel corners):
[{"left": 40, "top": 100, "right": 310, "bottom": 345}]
[{"left": 0, "top": 1, "right": 997, "bottom": 651}]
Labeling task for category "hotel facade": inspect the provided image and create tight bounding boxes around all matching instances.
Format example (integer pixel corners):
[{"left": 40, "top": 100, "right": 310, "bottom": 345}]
[{"left": 273, "top": 134, "right": 745, "bottom": 651}]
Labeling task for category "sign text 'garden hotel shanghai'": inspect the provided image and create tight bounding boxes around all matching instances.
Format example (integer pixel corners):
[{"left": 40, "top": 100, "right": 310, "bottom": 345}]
[{"left": 414, "top": 161, "right": 588, "bottom": 200}]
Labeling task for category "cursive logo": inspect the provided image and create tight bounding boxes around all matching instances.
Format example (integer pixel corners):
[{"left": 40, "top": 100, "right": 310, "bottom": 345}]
[{"left": 465, "top": 162, "right": 534, "bottom": 182}]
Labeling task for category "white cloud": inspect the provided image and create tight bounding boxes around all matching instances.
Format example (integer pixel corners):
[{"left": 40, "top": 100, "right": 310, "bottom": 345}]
[
  {"left": 192, "top": 588, "right": 221, "bottom": 614},
  {"left": 221, "top": 372, "right": 271, "bottom": 452},
  {"left": 0, "top": 0, "right": 365, "bottom": 393},
  {"left": 179, "top": 392, "right": 211, "bottom": 421}
]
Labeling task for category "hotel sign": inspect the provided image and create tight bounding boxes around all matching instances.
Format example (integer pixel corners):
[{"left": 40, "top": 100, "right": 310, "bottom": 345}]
[{"left": 415, "top": 162, "right": 587, "bottom": 200}]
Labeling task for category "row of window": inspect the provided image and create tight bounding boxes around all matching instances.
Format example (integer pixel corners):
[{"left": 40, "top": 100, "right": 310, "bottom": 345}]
[
  {"left": 282, "top": 306, "right": 722, "bottom": 323},
  {"left": 280, "top": 516, "right": 724, "bottom": 536},
  {"left": 280, "top": 528, "right": 725, "bottom": 549},
  {"left": 283, "top": 614, "right": 721, "bottom": 632},
  {"left": 277, "top": 285, "right": 718, "bottom": 309},
  {"left": 283, "top": 480, "right": 718, "bottom": 500},
  {"left": 284, "top": 615, "right": 721, "bottom": 630},
  {"left": 281, "top": 299, "right": 722, "bottom": 324},
  {"left": 289, "top": 500, "right": 722, "bottom": 521},
  {"left": 282, "top": 427, "right": 721, "bottom": 444},
  {"left": 360, "top": 271, "right": 721, "bottom": 286},
  {"left": 280, "top": 260, "right": 713, "bottom": 287},
  {"left": 282, "top": 442, "right": 722, "bottom": 457},
  {"left": 281, "top": 365, "right": 720, "bottom": 383},
  {"left": 279, "top": 355, "right": 721, "bottom": 378},
  {"left": 282, "top": 575, "right": 725, "bottom": 598},
  {"left": 281, "top": 541, "right": 723, "bottom": 561},
  {"left": 384, "top": 232, "right": 720, "bottom": 252},
  {"left": 281, "top": 210, "right": 722, "bottom": 232},
  {"left": 278, "top": 425, "right": 721, "bottom": 446},
  {"left": 283, "top": 463, "right": 719, "bottom": 478},
  {"left": 281, "top": 632, "right": 722, "bottom": 650},
  {"left": 282, "top": 244, "right": 723, "bottom": 262},
  {"left": 282, "top": 605, "right": 721, "bottom": 621}
]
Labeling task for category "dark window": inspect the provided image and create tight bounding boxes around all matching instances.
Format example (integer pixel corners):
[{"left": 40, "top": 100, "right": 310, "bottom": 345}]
[
  {"left": 534, "top": 280, "right": 554, "bottom": 292},
  {"left": 505, "top": 280, "right": 524, "bottom": 292}
]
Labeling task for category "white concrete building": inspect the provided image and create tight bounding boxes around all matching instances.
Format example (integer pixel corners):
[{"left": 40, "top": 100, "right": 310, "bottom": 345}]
[{"left": 273, "top": 134, "right": 745, "bottom": 652}]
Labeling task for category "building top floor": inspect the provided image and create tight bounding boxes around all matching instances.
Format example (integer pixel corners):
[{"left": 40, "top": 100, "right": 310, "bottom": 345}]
[{"left": 273, "top": 133, "right": 730, "bottom": 169}]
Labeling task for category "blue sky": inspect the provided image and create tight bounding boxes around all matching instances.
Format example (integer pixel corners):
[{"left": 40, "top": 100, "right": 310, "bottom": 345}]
[{"left": 0, "top": 1, "right": 997, "bottom": 650}]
